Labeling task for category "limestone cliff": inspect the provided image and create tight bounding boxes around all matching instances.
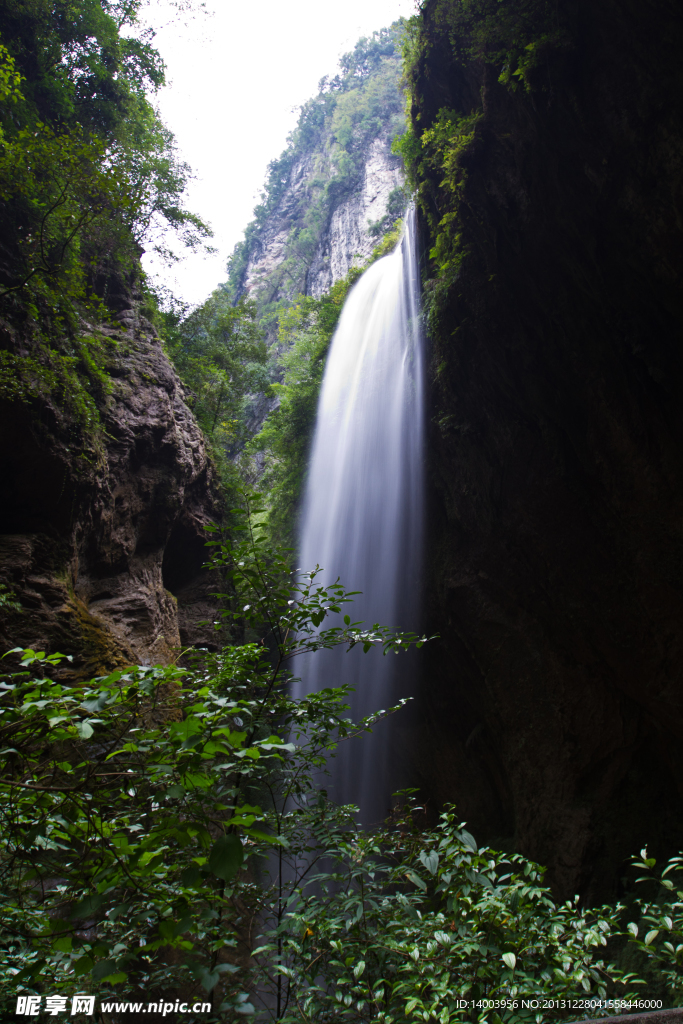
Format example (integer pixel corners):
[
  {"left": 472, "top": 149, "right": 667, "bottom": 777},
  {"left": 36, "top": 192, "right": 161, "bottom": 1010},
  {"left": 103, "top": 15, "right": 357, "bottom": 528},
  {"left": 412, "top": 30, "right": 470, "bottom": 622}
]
[
  {"left": 242, "top": 133, "right": 404, "bottom": 304},
  {"left": 0, "top": 305, "right": 221, "bottom": 676},
  {"left": 227, "top": 24, "right": 406, "bottom": 322}
]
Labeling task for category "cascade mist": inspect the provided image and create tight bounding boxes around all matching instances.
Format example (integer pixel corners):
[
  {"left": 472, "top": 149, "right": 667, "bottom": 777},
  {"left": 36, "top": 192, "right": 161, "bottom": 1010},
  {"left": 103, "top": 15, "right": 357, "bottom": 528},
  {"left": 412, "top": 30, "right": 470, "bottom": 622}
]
[{"left": 295, "top": 208, "right": 423, "bottom": 823}]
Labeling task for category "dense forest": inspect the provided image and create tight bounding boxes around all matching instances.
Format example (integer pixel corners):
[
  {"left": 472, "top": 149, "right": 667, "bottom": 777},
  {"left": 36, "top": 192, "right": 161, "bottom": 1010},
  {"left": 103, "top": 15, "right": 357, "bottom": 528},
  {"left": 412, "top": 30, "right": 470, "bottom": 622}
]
[{"left": 1, "top": 0, "right": 683, "bottom": 1022}]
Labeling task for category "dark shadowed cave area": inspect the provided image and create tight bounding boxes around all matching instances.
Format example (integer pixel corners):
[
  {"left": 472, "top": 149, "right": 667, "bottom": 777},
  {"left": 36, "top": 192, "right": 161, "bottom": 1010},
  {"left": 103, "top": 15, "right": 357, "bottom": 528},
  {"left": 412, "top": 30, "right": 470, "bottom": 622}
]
[{"left": 413, "top": 0, "right": 683, "bottom": 901}]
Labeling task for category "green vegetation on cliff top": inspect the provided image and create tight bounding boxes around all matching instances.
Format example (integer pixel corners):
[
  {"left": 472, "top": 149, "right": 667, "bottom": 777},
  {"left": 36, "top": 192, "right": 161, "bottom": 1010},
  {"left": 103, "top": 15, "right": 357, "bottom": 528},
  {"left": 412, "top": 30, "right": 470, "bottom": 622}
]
[
  {"left": 0, "top": 0, "right": 211, "bottom": 443},
  {"left": 223, "top": 22, "right": 406, "bottom": 328}
]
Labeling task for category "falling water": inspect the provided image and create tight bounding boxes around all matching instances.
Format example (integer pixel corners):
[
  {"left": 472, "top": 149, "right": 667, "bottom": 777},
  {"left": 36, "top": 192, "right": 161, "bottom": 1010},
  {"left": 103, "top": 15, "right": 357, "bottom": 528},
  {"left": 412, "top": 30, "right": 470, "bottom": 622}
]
[{"left": 294, "top": 206, "right": 424, "bottom": 824}]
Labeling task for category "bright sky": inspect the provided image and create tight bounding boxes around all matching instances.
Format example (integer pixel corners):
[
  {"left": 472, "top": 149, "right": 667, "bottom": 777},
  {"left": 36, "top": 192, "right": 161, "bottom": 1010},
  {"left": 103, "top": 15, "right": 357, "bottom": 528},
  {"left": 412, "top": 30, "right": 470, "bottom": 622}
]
[{"left": 139, "top": 0, "right": 416, "bottom": 307}]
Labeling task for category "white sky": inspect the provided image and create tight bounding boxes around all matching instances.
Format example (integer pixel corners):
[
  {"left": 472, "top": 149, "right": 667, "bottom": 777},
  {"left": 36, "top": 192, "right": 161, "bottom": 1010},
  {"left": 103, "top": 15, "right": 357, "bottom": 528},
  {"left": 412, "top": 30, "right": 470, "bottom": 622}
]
[{"left": 139, "top": 0, "right": 416, "bottom": 307}]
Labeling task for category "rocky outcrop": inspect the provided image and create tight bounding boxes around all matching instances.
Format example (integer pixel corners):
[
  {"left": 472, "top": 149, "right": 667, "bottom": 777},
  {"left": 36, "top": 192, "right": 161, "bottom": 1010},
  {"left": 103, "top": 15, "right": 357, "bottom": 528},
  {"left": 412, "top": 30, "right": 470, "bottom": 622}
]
[
  {"left": 411, "top": 0, "right": 683, "bottom": 900},
  {"left": 0, "top": 309, "right": 221, "bottom": 676},
  {"left": 231, "top": 26, "right": 406, "bottom": 324},
  {"left": 241, "top": 133, "right": 404, "bottom": 308},
  {"left": 305, "top": 136, "right": 404, "bottom": 296},
  {"left": 241, "top": 154, "right": 317, "bottom": 299}
]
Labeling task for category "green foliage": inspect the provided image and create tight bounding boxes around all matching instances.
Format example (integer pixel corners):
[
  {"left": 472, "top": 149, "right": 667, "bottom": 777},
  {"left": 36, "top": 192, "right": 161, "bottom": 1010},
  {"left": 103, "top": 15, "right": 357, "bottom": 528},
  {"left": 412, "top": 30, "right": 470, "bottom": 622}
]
[
  {"left": 626, "top": 849, "right": 683, "bottom": 1002},
  {"left": 0, "top": 0, "right": 210, "bottom": 325},
  {"left": 0, "top": 331, "right": 118, "bottom": 438},
  {"left": 0, "top": 1, "right": 211, "bottom": 458},
  {"left": 162, "top": 293, "right": 268, "bottom": 471},
  {"left": 273, "top": 805, "right": 644, "bottom": 1022},
  {"left": 0, "top": 502, "right": 428, "bottom": 1019},
  {"left": 393, "top": 108, "right": 480, "bottom": 298},
  {"left": 0, "top": 584, "right": 21, "bottom": 614},
  {"left": 3, "top": 505, "right": 683, "bottom": 1019},
  {"left": 404, "top": 0, "right": 564, "bottom": 94},
  {"left": 368, "top": 185, "right": 409, "bottom": 237}
]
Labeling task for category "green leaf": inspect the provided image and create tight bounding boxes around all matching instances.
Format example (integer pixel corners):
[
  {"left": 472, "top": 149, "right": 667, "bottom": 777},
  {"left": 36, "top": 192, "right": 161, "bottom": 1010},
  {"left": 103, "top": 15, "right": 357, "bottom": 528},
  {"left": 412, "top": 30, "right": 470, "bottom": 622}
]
[
  {"left": 198, "top": 967, "right": 221, "bottom": 992},
  {"left": 92, "top": 960, "right": 122, "bottom": 982},
  {"left": 209, "top": 833, "right": 244, "bottom": 881},
  {"left": 419, "top": 849, "right": 439, "bottom": 875},
  {"left": 645, "top": 929, "right": 659, "bottom": 945},
  {"left": 405, "top": 870, "right": 427, "bottom": 891},
  {"left": 71, "top": 894, "right": 104, "bottom": 918},
  {"left": 73, "top": 956, "right": 93, "bottom": 976},
  {"left": 459, "top": 829, "right": 478, "bottom": 852},
  {"left": 165, "top": 785, "right": 185, "bottom": 799},
  {"left": 180, "top": 864, "right": 203, "bottom": 888},
  {"left": 502, "top": 952, "right": 517, "bottom": 970}
]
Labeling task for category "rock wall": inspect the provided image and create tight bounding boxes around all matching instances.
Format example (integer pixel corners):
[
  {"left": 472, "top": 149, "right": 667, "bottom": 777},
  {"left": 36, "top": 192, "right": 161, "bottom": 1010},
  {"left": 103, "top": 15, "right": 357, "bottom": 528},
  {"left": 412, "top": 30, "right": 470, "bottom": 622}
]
[
  {"left": 411, "top": 0, "right": 683, "bottom": 900},
  {"left": 0, "top": 308, "right": 221, "bottom": 677},
  {"left": 241, "top": 153, "right": 316, "bottom": 299},
  {"left": 306, "top": 136, "right": 404, "bottom": 297},
  {"left": 241, "top": 133, "right": 404, "bottom": 309}
]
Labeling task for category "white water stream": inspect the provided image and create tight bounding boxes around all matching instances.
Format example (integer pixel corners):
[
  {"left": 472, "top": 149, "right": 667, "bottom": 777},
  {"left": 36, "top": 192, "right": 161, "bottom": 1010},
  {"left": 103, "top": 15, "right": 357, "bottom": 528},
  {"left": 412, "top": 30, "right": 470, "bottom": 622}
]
[{"left": 294, "top": 207, "right": 424, "bottom": 823}]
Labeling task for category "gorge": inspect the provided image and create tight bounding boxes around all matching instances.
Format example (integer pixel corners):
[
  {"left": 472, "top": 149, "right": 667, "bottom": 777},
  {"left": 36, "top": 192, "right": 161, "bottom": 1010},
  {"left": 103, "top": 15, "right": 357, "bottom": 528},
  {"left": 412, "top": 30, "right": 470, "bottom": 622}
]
[{"left": 1, "top": 0, "right": 683, "bottom": 1016}]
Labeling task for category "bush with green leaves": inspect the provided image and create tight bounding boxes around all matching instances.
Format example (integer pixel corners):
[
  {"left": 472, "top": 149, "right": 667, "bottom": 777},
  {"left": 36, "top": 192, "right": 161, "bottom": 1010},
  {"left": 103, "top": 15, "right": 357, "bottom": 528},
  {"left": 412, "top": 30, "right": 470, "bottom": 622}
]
[
  {"left": 161, "top": 293, "right": 268, "bottom": 479},
  {"left": 3, "top": 503, "right": 682, "bottom": 1021},
  {"left": 625, "top": 849, "right": 683, "bottom": 1003},
  {"left": 0, "top": 505, "right": 426, "bottom": 1020},
  {"left": 265, "top": 806, "right": 649, "bottom": 1024}
]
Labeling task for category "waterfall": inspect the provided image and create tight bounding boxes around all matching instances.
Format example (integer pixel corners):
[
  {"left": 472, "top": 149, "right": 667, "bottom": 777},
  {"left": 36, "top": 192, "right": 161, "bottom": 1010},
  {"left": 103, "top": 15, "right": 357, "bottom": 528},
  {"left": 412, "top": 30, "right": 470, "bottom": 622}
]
[{"left": 294, "top": 207, "right": 424, "bottom": 824}]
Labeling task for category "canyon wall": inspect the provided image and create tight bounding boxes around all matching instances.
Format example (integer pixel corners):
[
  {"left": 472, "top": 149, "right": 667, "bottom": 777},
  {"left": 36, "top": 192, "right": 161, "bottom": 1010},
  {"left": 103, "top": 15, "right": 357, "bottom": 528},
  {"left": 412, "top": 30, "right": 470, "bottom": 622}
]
[
  {"left": 241, "top": 133, "right": 404, "bottom": 304},
  {"left": 0, "top": 302, "right": 221, "bottom": 677},
  {"left": 228, "top": 25, "right": 406, "bottom": 322},
  {"left": 409, "top": 0, "right": 683, "bottom": 900}
]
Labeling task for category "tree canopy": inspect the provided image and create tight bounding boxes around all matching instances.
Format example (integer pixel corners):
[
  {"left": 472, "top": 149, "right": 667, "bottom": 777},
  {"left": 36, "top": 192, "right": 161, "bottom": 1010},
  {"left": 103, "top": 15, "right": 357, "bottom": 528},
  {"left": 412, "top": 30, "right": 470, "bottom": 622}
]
[{"left": 0, "top": 0, "right": 210, "bottom": 324}]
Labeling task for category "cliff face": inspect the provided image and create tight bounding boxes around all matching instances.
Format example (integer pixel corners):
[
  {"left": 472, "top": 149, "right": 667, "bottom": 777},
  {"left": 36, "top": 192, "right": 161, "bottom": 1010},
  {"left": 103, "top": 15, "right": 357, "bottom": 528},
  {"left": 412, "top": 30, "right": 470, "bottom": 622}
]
[
  {"left": 409, "top": 0, "right": 683, "bottom": 899},
  {"left": 228, "top": 25, "right": 406, "bottom": 325},
  {"left": 0, "top": 308, "right": 220, "bottom": 676},
  {"left": 243, "top": 134, "right": 404, "bottom": 303}
]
